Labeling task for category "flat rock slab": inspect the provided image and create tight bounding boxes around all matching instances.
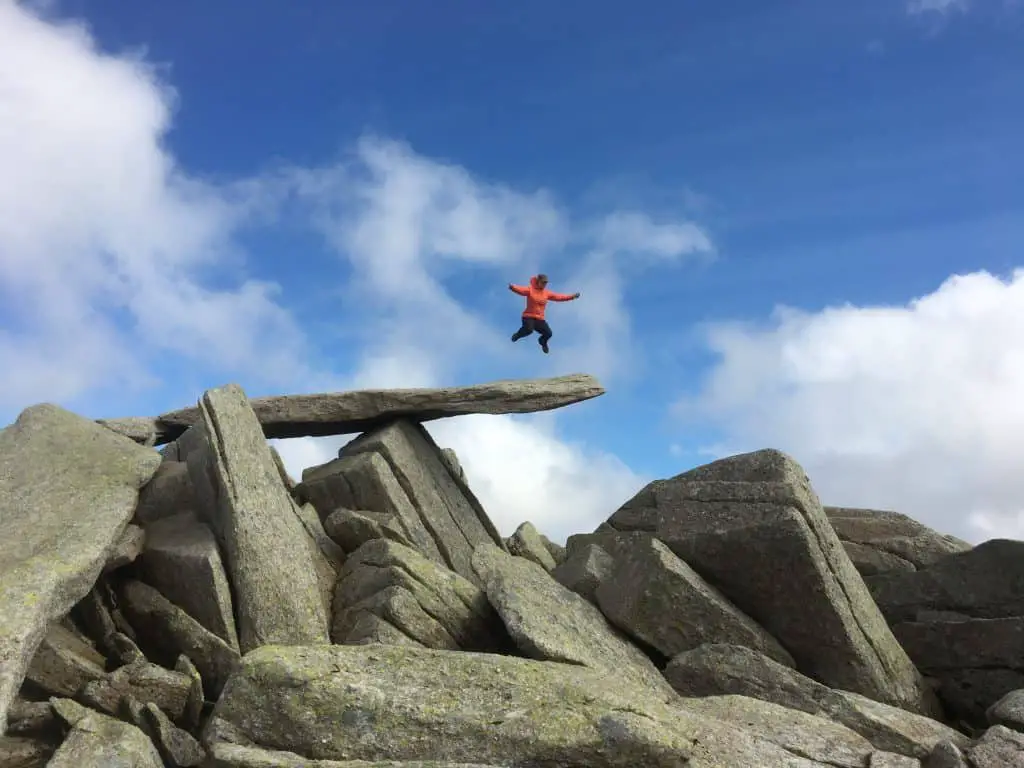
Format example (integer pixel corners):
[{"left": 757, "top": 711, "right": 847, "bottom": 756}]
[
  {"left": 103, "top": 373, "right": 605, "bottom": 444},
  {"left": 825, "top": 507, "right": 971, "bottom": 572},
  {"left": 552, "top": 541, "right": 615, "bottom": 603},
  {"left": 203, "top": 644, "right": 833, "bottom": 766},
  {"left": 0, "top": 403, "right": 160, "bottom": 733},
  {"left": 199, "top": 384, "right": 329, "bottom": 651},
  {"left": 965, "top": 725, "right": 1024, "bottom": 767},
  {"left": 591, "top": 532, "right": 794, "bottom": 665},
  {"left": 606, "top": 448, "right": 936, "bottom": 716},
  {"left": 208, "top": 741, "right": 508, "bottom": 767},
  {"left": 48, "top": 697, "right": 163, "bottom": 767},
  {"left": 663, "top": 644, "right": 969, "bottom": 759},
  {"left": 24, "top": 622, "right": 107, "bottom": 698},
  {"left": 470, "top": 543, "right": 674, "bottom": 697}
]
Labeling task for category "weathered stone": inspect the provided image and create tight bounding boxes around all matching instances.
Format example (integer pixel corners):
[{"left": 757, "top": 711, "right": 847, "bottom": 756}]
[
  {"left": 98, "top": 416, "right": 158, "bottom": 446},
  {"left": 48, "top": 696, "right": 162, "bottom": 767},
  {"left": 987, "top": 688, "right": 1024, "bottom": 733},
  {"left": 108, "top": 632, "right": 147, "bottom": 666},
  {"left": 107, "top": 374, "right": 605, "bottom": 444},
  {"left": 471, "top": 543, "right": 674, "bottom": 696},
  {"left": 867, "top": 539, "right": 1024, "bottom": 623},
  {"left": 134, "top": 460, "right": 198, "bottom": 525},
  {"left": 291, "top": 499, "right": 341, "bottom": 624},
  {"left": 340, "top": 420, "right": 504, "bottom": 585},
  {"left": 333, "top": 585, "right": 460, "bottom": 649},
  {"left": 663, "top": 644, "right": 969, "bottom": 758},
  {"left": 505, "top": 521, "right": 558, "bottom": 572},
  {"left": 0, "top": 735, "right": 55, "bottom": 767},
  {"left": 103, "top": 524, "right": 146, "bottom": 573},
  {"left": 0, "top": 404, "right": 160, "bottom": 733},
  {"left": 292, "top": 499, "right": 345, "bottom": 570},
  {"left": 269, "top": 445, "right": 295, "bottom": 491},
  {"left": 140, "top": 512, "right": 239, "bottom": 649},
  {"left": 143, "top": 702, "right": 206, "bottom": 766},
  {"left": 69, "top": 582, "right": 119, "bottom": 655},
  {"left": 199, "top": 383, "right": 329, "bottom": 651},
  {"left": 207, "top": 741, "right": 506, "bottom": 767},
  {"left": 607, "top": 448, "right": 937, "bottom": 715},
  {"left": 174, "top": 655, "right": 204, "bottom": 733},
  {"left": 24, "top": 623, "right": 107, "bottom": 698},
  {"left": 825, "top": 507, "right": 971, "bottom": 573},
  {"left": 683, "top": 694, "right": 875, "bottom": 767},
  {"left": 965, "top": 725, "right": 1024, "bottom": 767},
  {"left": 6, "top": 698, "right": 58, "bottom": 738},
  {"left": 117, "top": 579, "right": 239, "bottom": 700},
  {"left": 842, "top": 541, "right": 916, "bottom": 577},
  {"left": 922, "top": 740, "right": 967, "bottom": 768},
  {"left": 869, "top": 752, "right": 922, "bottom": 767},
  {"left": 340, "top": 612, "right": 426, "bottom": 648},
  {"left": 441, "top": 446, "right": 466, "bottom": 483},
  {"left": 539, "top": 530, "right": 566, "bottom": 565},
  {"left": 203, "top": 644, "right": 832, "bottom": 766},
  {"left": 334, "top": 539, "right": 507, "bottom": 652},
  {"left": 892, "top": 616, "right": 1024, "bottom": 725},
  {"left": 324, "top": 508, "right": 412, "bottom": 553},
  {"left": 79, "top": 660, "right": 191, "bottom": 722},
  {"left": 593, "top": 532, "right": 794, "bottom": 665},
  {"left": 552, "top": 541, "right": 615, "bottom": 603}
]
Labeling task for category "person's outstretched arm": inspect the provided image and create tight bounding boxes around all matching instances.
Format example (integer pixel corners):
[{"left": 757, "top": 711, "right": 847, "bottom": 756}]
[
  {"left": 548, "top": 290, "right": 580, "bottom": 301},
  {"left": 508, "top": 283, "right": 529, "bottom": 296}
]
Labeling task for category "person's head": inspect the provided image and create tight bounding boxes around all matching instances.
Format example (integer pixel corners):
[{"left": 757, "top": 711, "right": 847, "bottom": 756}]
[{"left": 536, "top": 273, "right": 548, "bottom": 287}]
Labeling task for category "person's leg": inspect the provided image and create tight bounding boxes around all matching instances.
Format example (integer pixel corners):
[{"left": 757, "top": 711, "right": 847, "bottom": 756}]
[
  {"left": 536, "top": 320, "right": 552, "bottom": 353},
  {"left": 511, "top": 316, "right": 535, "bottom": 341}
]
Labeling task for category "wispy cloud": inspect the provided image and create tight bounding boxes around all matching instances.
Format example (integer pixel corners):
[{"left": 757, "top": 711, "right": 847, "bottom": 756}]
[{"left": 907, "top": 0, "right": 969, "bottom": 15}]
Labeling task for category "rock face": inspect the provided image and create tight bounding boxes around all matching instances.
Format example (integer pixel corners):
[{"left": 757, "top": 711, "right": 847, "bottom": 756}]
[
  {"left": 3, "top": 375, "right": 1017, "bottom": 764},
  {"left": 102, "top": 373, "right": 605, "bottom": 444},
  {"left": 0, "top": 404, "right": 160, "bottom": 733},
  {"left": 606, "top": 448, "right": 937, "bottom": 716}
]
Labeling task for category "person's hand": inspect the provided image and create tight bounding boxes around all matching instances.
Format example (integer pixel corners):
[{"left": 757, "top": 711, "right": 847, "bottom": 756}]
[{"left": 573, "top": 292, "right": 581, "bottom": 299}]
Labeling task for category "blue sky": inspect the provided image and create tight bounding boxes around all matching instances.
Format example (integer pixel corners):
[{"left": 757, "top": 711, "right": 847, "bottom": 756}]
[{"left": 2, "top": 0, "right": 1023, "bottom": 543}]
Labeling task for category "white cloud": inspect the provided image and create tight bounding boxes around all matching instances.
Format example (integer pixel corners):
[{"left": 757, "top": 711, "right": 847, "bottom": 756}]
[
  {"left": 907, "top": 0, "right": 969, "bottom": 14},
  {"left": 679, "top": 269, "right": 1024, "bottom": 543},
  {"left": 0, "top": 3, "right": 312, "bottom": 411}
]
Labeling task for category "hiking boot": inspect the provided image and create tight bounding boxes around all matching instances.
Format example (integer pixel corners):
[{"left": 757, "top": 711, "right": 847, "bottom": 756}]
[{"left": 540, "top": 339, "right": 549, "bottom": 354}]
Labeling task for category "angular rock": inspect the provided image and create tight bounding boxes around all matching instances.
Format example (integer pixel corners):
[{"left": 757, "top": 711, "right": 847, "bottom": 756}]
[
  {"left": 203, "top": 643, "right": 833, "bottom": 766},
  {"left": 539, "top": 530, "right": 566, "bottom": 565},
  {"left": 174, "top": 655, "right": 204, "bottom": 733},
  {"left": 106, "top": 373, "right": 605, "bottom": 444},
  {"left": 108, "top": 632, "right": 147, "bottom": 666},
  {"left": 987, "top": 689, "right": 1024, "bottom": 733},
  {"left": 103, "top": 524, "right": 146, "bottom": 573},
  {"left": 683, "top": 694, "right": 875, "bottom": 767},
  {"left": 340, "top": 419, "right": 504, "bottom": 585},
  {"left": 199, "top": 383, "right": 329, "bottom": 651},
  {"left": 269, "top": 445, "right": 295, "bottom": 492},
  {"left": 324, "top": 507, "right": 412, "bottom": 553},
  {"left": 825, "top": 507, "right": 971, "bottom": 574},
  {"left": 922, "top": 741, "right": 967, "bottom": 768},
  {"left": 663, "top": 644, "right": 969, "bottom": 758},
  {"left": 143, "top": 702, "right": 206, "bottom": 766},
  {"left": 441, "top": 446, "right": 466, "bottom": 483},
  {"left": 0, "top": 403, "right": 160, "bottom": 733},
  {"left": 607, "top": 448, "right": 937, "bottom": 715},
  {"left": 842, "top": 541, "right": 917, "bottom": 577},
  {"left": 140, "top": 512, "right": 239, "bottom": 649},
  {"left": 79, "top": 659, "right": 191, "bottom": 723},
  {"left": 869, "top": 753, "right": 921, "bottom": 768},
  {"left": 867, "top": 539, "right": 1024, "bottom": 623},
  {"left": 117, "top": 579, "right": 239, "bottom": 699},
  {"left": 69, "top": 582, "right": 119, "bottom": 654},
  {"left": 24, "top": 623, "right": 107, "bottom": 698},
  {"left": 965, "top": 725, "right": 1024, "bottom": 767},
  {"left": 333, "top": 585, "right": 460, "bottom": 649},
  {"left": 341, "top": 612, "right": 427, "bottom": 648},
  {"left": 292, "top": 499, "right": 345, "bottom": 569},
  {"left": 334, "top": 539, "right": 507, "bottom": 652},
  {"left": 471, "top": 543, "right": 674, "bottom": 696},
  {"left": 552, "top": 541, "right": 614, "bottom": 603},
  {"left": 6, "top": 698, "right": 59, "bottom": 738},
  {"left": 207, "top": 741, "right": 507, "bottom": 767},
  {"left": 134, "top": 460, "right": 198, "bottom": 525},
  {"left": 593, "top": 533, "right": 794, "bottom": 665},
  {"left": 505, "top": 521, "right": 557, "bottom": 572},
  {"left": 48, "top": 697, "right": 162, "bottom": 767},
  {"left": 97, "top": 416, "right": 158, "bottom": 446},
  {"left": 0, "top": 735, "right": 55, "bottom": 767},
  {"left": 290, "top": 499, "right": 342, "bottom": 623}
]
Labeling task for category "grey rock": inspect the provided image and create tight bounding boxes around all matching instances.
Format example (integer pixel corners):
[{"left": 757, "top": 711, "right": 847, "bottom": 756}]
[
  {"left": 867, "top": 539, "right": 1024, "bottom": 624},
  {"left": 869, "top": 752, "right": 922, "bottom": 767},
  {"left": 470, "top": 543, "right": 675, "bottom": 697},
  {"left": 663, "top": 644, "right": 969, "bottom": 758},
  {"left": 987, "top": 689, "right": 1024, "bottom": 733},
  {"left": 97, "top": 416, "right": 158, "bottom": 446},
  {"left": 79, "top": 660, "right": 191, "bottom": 722},
  {"left": 174, "top": 654, "right": 205, "bottom": 733},
  {"left": 117, "top": 579, "right": 239, "bottom": 700},
  {"left": 340, "top": 611, "right": 427, "bottom": 648},
  {"left": 842, "top": 541, "right": 917, "bottom": 577},
  {"left": 0, "top": 403, "right": 160, "bottom": 733},
  {"left": 292, "top": 499, "right": 346, "bottom": 569},
  {"left": 333, "top": 585, "right": 460, "bottom": 649},
  {"left": 139, "top": 511, "right": 240, "bottom": 649},
  {"left": 202, "top": 643, "right": 831, "bottom": 766},
  {"left": 143, "top": 702, "right": 206, "bottom": 766},
  {"left": 340, "top": 419, "right": 504, "bottom": 585},
  {"left": 290, "top": 498, "right": 343, "bottom": 624},
  {"left": 607, "top": 448, "right": 937, "bottom": 716},
  {"left": 505, "top": 521, "right": 558, "bottom": 572},
  {"left": 47, "top": 697, "right": 162, "bottom": 767},
  {"left": 207, "top": 741, "right": 507, "bottom": 767},
  {"left": 6, "top": 698, "right": 58, "bottom": 738},
  {"left": 324, "top": 507, "right": 412, "bottom": 553},
  {"left": 682, "top": 694, "right": 875, "bottom": 767},
  {"left": 922, "top": 741, "right": 968, "bottom": 768},
  {"left": 538, "top": 530, "right": 566, "bottom": 565},
  {"left": 593, "top": 532, "right": 794, "bottom": 665},
  {"left": 24, "top": 622, "right": 107, "bottom": 698},
  {"left": 106, "top": 373, "right": 605, "bottom": 444},
  {"left": 965, "top": 725, "right": 1024, "bottom": 767},
  {"left": 269, "top": 445, "right": 295, "bottom": 491},
  {"left": 440, "top": 446, "right": 466, "bottom": 483},
  {"left": 0, "top": 735, "right": 55, "bottom": 767},
  {"left": 103, "top": 524, "right": 146, "bottom": 573},
  {"left": 134, "top": 460, "right": 198, "bottom": 525},
  {"left": 69, "top": 581, "right": 119, "bottom": 655},
  {"left": 199, "top": 383, "right": 329, "bottom": 651},
  {"left": 552, "top": 541, "right": 615, "bottom": 603},
  {"left": 108, "top": 631, "right": 147, "bottom": 666}
]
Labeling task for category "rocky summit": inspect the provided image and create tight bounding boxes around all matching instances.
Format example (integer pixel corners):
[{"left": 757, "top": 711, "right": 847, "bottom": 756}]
[{"left": 1, "top": 375, "right": 1022, "bottom": 767}]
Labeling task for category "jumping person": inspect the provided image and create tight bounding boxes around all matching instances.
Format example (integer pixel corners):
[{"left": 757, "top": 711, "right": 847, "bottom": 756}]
[{"left": 508, "top": 274, "right": 580, "bottom": 353}]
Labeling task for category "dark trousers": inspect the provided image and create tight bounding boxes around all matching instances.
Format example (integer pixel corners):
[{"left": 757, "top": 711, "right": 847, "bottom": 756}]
[{"left": 512, "top": 316, "right": 552, "bottom": 343}]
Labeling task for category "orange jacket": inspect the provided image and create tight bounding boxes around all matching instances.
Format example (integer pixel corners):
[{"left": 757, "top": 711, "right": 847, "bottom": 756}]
[{"left": 510, "top": 275, "right": 576, "bottom": 320}]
